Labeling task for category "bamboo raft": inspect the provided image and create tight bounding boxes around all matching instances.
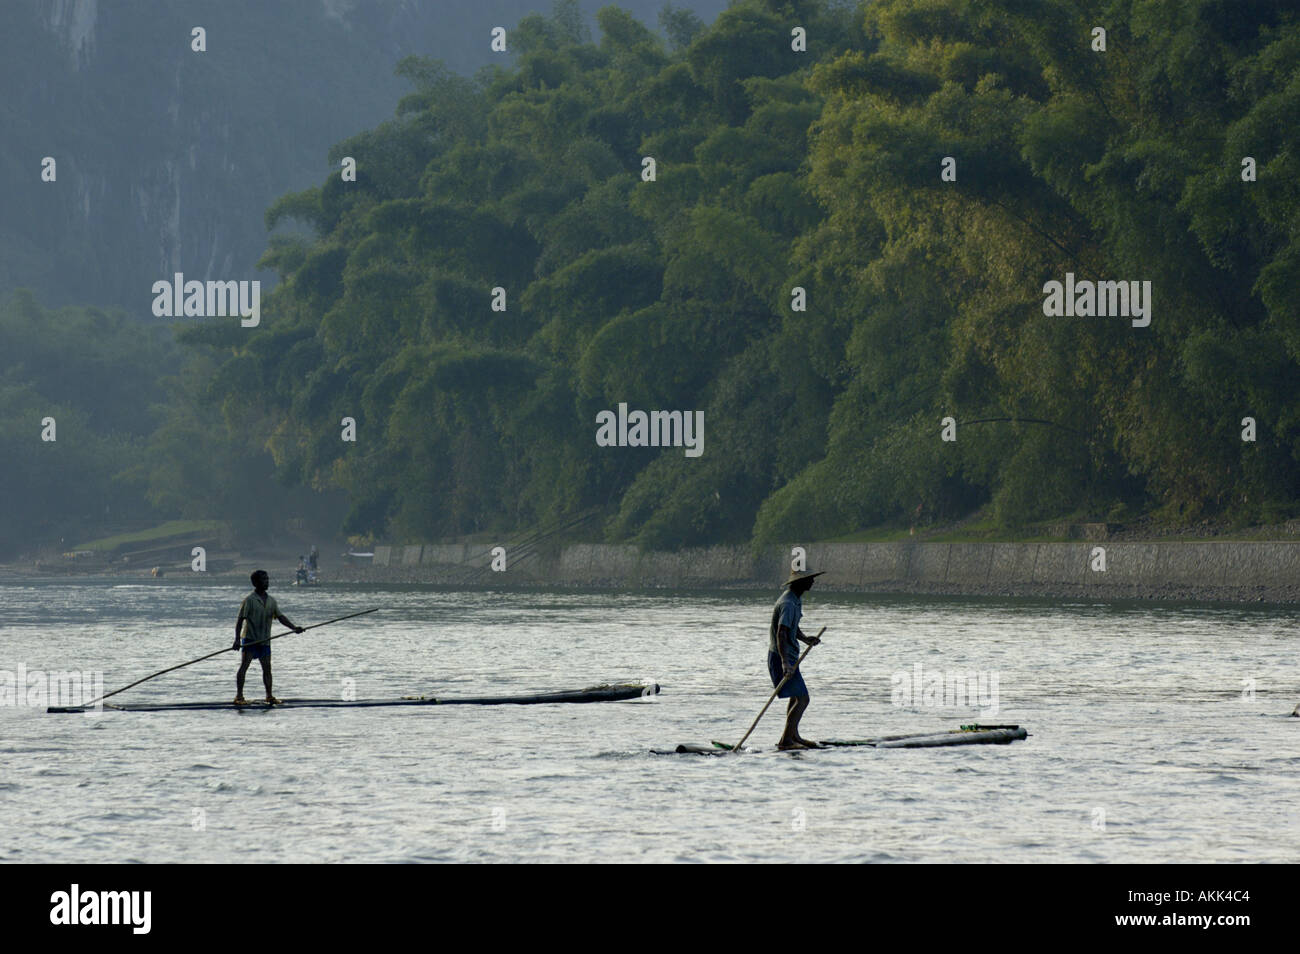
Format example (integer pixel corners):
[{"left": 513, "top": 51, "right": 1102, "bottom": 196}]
[
  {"left": 655, "top": 724, "right": 1028, "bottom": 755},
  {"left": 48, "top": 682, "right": 659, "bottom": 713}
]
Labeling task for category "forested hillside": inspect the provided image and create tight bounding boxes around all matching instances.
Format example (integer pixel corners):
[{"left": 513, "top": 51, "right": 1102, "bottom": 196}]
[
  {"left": 0, "top": 292, "right": 175, "bottom": 548},
  {"left": 5, "top": 0, "right": 1298, "bottom": 554},
  {"left": 168, "top": 0, "right": 1299, "bottom": 548}
]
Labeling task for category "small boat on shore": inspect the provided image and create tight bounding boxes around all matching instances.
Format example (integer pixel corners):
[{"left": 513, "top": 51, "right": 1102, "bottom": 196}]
[
  {"left": 655, "top": 724, "right": 1028, "bottom": 755},
  {"left": 49, "top": 682, "right": 659, "bottom": 713}
]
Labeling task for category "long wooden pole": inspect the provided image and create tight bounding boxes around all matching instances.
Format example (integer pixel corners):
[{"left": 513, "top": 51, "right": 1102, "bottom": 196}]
[
  {"left": 83, "top": 607, "right": 379, "bottom": 708},
  {"left": 732, "top": 626, "right": 825, "bottom": 752}
]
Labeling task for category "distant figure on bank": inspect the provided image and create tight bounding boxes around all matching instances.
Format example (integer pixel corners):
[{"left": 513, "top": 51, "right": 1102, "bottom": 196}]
[
  {"left": 234, "top": 570, "right": 302, "bottom": 705},
  {"left": 309, "top": 545, "right": 318, "bottom": 572},
  {"left": 296, "top": 555, "right": 309, "bottom": 585},
  {"left": 768, "top": 569, "right": 823, "bottom": 750}
]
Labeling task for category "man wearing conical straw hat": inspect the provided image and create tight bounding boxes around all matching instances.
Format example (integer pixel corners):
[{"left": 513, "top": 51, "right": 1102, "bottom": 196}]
[{"left": 768, "top": 569, "right": 823, "bottom": 749}]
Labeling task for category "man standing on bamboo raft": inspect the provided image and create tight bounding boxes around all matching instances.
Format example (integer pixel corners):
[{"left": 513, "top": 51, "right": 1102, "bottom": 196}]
[
  {"left": 234, "top": 570, "right": 303, "bottom": 705},
  {"left": 768, "top": 569, "right": 823, "bottom": 749}
]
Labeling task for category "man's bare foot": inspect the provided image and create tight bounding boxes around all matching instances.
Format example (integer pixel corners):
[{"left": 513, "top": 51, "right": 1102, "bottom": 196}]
[
  {"left": 796, "top": 737, "right": 821, "bottom": 748},
  {"left": 233, "top": 696, "right": 248, "bottom": 706},
  {"left": 265, "top": 695, "right": 282, "bottom": 705},
  {"left": 777, "top": 740, "right": 810, "bottom": 750}
]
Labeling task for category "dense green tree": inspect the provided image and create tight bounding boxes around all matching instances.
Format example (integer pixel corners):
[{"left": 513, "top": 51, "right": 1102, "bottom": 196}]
[
  {"left": 0, "top": 291, "right": 176, "bottom": 554},
  {"left": 27, "top": 0, "right": 1293, "bottom": 552}
]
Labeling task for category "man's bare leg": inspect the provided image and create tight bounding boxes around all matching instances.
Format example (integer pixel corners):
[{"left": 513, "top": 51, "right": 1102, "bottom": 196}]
[
  {"left": 778, "top": 696, "right": 811, "bottom": 749},
  {"left": 235, "top": 655, "right": 251, "bottom": 704},
  {"left": 790, "top": 696, "right": 815, "bottom": 747},
  {"left": 260, "top": 657, "right": 280, "bottom": 704}
]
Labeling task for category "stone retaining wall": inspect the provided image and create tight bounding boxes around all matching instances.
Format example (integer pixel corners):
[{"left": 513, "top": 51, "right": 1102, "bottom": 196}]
[{"left": 349, "top": 540, "right": 1300, "bottom": 602}]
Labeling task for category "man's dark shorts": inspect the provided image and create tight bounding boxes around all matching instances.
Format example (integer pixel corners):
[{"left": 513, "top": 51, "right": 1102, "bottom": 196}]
[
  {"left": 242, "top": 643, "right": 271, "bottom": 662},
  {"left": 767, "top": 650, "right": 808, "bottom": 698}
]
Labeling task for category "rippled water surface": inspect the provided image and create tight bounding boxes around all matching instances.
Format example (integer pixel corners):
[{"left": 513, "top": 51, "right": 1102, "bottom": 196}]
[{"left": 2, "top": 580, "right": 1297, "bottom": 862}]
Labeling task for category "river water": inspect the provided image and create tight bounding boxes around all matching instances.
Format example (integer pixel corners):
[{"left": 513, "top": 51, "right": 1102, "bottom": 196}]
[{"left": 2, "top": 580, "right": 1297, "bottom": 863}]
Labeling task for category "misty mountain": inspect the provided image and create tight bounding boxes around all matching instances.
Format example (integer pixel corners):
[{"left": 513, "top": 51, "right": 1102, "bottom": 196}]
[{"left": 0, "top": 0, "right": 727, "bottom": 311}]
